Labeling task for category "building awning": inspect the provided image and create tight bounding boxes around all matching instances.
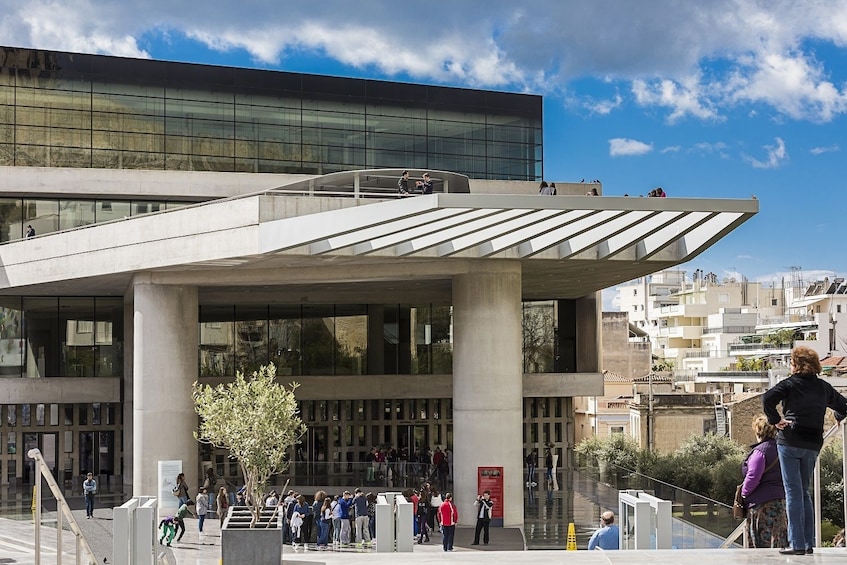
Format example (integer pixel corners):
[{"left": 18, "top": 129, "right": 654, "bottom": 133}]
[
  {"left": 788, "top": 296, "right": 827, "bottom": 309},
  {"left": 0, "top": 171, "right": 758, "bottom": 299}
]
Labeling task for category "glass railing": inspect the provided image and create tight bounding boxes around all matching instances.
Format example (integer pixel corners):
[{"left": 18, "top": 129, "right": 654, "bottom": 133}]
[{"left": 576, "top": 462, "right": 737, "bottom": 549}]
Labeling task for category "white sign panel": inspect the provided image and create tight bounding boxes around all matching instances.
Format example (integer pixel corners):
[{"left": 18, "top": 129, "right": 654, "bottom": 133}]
[{"left": 158, "top": 460, "right": 182, "bottom": 510}]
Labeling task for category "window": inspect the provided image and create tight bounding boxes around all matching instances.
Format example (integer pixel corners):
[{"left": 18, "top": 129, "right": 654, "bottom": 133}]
[{"left": 610, "top": 426, "right": 624, "bottom": 436}]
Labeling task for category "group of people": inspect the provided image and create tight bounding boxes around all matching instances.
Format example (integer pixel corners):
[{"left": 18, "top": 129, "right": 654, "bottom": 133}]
[
  {"left": 735, "top": 346, "right": 847, "bottom": 554},
  {"left": 397, "top": 171, "right": 434, "bottom": 197},
  {"left": 588, "top": 346, "right": 847, "bottom": 554},
  {"left": 524, "top": 447, "right": 555, "bottom": 487},
  {"left": 364, "top": 445, "right": 452, "bottom": 490},
  {"left": 538, "top": 181, "right": 557, "bottom": 195}
]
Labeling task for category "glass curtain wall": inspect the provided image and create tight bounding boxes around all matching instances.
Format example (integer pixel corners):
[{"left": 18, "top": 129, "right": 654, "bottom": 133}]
[
  {"left": 0, "top": 197, "right": 190, "bottom": 241},
  {"left": 0, "top": 297, "right": 125, "bottom": 379},
  {"left": 1, "top": 47, "right": 542, "bottom": 180}
]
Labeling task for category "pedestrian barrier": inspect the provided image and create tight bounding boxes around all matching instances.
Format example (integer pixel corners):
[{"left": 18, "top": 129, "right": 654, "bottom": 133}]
[{"left": 28, "top": 447, "right": 98, "bottom": 565}]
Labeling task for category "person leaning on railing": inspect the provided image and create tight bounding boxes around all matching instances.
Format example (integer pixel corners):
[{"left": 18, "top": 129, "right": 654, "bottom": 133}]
[{"left": 740, "top": 415, "right": 787, "bottom": 548}]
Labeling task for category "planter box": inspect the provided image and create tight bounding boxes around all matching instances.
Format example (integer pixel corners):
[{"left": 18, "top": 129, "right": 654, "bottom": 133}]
[{"left": 221, "top": 506, "right": 283, "bottom": 565}]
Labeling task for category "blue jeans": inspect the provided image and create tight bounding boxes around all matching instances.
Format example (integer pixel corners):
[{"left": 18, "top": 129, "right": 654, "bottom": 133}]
[
  {"left": 777, "top": 444, "right": 818, "bottom": 550},
  {"left": 85, "top": 493, "right": 94, "bottom": 517},
  {"left": 317, "top": 519, "right": 329, "bottom": 546},
  {"left": 198, "top": 513, "right": 206, "bottom": 532}
]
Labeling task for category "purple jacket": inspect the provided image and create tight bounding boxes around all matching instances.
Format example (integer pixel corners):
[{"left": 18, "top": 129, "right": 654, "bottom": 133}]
[{"left": 741, "top": 439, "right": 784, "bottom": 507}]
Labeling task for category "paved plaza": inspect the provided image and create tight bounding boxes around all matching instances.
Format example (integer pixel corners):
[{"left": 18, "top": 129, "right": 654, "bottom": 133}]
[{"left": 3, "top": 509, "right": 846, "bottom": 565}]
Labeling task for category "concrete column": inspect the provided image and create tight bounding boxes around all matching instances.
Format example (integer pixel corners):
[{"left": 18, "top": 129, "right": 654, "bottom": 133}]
[
  {"left": 132, "top": 277, "right": 198, "bottom": 497},
  {"left": 452, "top": 261, "right": 523, "bottom": 527}
]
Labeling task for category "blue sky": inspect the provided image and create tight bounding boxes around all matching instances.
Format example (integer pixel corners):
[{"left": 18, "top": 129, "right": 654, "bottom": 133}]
[{"left": 3, "top": 0, "right": 846, "bottom": 302}]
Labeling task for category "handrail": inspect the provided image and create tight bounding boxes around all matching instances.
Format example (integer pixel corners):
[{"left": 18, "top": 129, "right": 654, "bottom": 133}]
[
  {"left": 28, "top": 448, "right": 97, "bottom": 565},
  {"left": 814, "top": 421, "right": 845, "bottom": 548},
  {"left": 719, "top": 520, "right": 748, "bottom": 548}
]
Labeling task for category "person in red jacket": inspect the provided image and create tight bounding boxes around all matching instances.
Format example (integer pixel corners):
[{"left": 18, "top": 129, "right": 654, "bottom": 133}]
[{"left": 437, "top": 492, "right": 458, "bottom": 552}]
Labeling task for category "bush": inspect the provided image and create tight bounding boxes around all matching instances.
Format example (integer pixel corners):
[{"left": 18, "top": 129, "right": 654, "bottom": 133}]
[{"left": 575, "top": 434, "right": 640, "bottom": 471}]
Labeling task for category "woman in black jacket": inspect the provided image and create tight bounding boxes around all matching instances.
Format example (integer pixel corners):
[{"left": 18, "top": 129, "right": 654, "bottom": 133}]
[{"left": 762, "top": 346, "right": 847, "bottom": 555}]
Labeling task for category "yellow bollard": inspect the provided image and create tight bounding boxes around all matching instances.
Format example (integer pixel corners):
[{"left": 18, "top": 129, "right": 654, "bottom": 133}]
[{"left": 566, "top": 522, "right": 577, "bottom": 550}]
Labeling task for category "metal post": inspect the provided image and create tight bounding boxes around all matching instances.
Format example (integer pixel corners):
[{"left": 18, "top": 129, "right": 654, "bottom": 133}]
[
  {"left": 58, "top": 502, "right": 63, "bottom": 565},
  {"left": 35, "top": 458, "right": 41, "bottom": 565},
  {"left": 814, "top": 454, "right": 822, "bottom": 548},
  {"left": 843, "top": 421, "right": 847, "bottom": 549}
]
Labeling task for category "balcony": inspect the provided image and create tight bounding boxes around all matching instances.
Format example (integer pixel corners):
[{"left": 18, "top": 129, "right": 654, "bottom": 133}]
[{"left": 656, "top": 325, "right": 702, "bottom": 339}]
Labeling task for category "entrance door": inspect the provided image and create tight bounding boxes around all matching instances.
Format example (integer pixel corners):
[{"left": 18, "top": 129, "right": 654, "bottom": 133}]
[{"left": 301, "top": 426, "right": 327, "bottom": 482}]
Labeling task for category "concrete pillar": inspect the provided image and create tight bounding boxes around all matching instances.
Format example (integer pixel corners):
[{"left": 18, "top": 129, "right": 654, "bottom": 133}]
[
  {"left": 452, "top": 262, "right": 523, "bottom": 527},
  {"left": 132, "top": 277, "right": 198, "bottom": 497}
]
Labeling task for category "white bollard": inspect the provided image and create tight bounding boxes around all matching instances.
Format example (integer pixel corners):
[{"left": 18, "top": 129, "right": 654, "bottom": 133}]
[{"left": 113, "top": 499, "right": 139, "bottom": 565}]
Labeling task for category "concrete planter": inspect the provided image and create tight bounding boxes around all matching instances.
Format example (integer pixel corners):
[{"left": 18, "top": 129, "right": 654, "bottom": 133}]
[{"left": 221, "top": 506, "right": 283, "bottom": 565}]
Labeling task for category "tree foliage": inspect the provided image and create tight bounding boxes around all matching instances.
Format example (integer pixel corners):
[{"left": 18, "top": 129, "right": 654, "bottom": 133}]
[
  {"left": 193, "top": 363, "right": 306, "bottom": 527},
  {"left": 675, "top": 432, "right": 745, "bottom": 462},
  {"left": 574, "top": 433, "right": 640, "bottom": 471}
]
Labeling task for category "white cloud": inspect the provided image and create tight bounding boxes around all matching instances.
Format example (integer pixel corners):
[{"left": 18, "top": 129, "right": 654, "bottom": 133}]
[
  {"left": 810, "top": 145, "right": 840, "bottom": 155},
  {"left": 743, "top": 137, "right": 788, "bottom": 169},
  {"left": 660, "top": 146, "right": 681, "bottom": 153},
  {"left": 609, "top": 138, "right": 653, "bottom": 157},
  {"left": 3, "top": 1, "right": 847, "bottom": 122}
]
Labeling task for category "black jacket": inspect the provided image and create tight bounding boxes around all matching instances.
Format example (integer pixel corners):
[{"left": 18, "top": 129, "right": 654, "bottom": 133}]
[{"left": 762, "top": 373, "right": 847, "bottom": 451}]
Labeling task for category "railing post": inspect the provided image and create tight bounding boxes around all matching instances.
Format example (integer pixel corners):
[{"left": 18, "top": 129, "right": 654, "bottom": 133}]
[
  {"left": 814, "top": 451, "right": 822, "bottom": 548},
  {"left": 843, "top": 421, "right": 847, "bottom": 547},
  {"left": 35, "top": 455, "right": 41, "bottom": 565}
]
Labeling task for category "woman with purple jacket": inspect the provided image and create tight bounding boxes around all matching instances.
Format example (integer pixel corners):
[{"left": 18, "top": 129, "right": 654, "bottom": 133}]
[{"left": 741, "top": 415, "right": 788, "bottom": 548}]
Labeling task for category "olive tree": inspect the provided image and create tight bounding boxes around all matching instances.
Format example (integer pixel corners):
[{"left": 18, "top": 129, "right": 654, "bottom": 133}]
[{"left": 193, "top": 363, "right": 306, "bottom": 527}]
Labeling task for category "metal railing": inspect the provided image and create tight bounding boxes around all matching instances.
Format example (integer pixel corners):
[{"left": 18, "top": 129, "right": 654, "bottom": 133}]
[{"left": 28, "top": 448, "right": 97, "bottom": 565}]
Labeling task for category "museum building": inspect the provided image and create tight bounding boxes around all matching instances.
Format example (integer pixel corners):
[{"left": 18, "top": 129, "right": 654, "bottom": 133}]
[{"left": 0, "top": 46, "right": 756, "bottom": 526}]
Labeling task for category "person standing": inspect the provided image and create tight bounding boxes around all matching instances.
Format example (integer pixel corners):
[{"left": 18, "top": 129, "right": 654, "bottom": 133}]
[
  {"left": 397, "top": 170, "right": 412, "bottom": 197},
  {"left": 763, "top": 346, "right": 847, "bottom": 555},
  {"left": 216, "top": 486, "right": 229, "bottom": 527},
  {"left": 83, "top": 472, "right": 97, "bottom": 519},
  {"left": 525, "top": 449, "right": 537, "bottom": 486},
  {"left": 545, "top": 448, "right": 554, "bottom": 482},
  {"left": 317, "top": 497, "right": 332, "bottom": 549},
  {"left": 352, "top": 488, "right": 371, "bottom": 546},
  {"left": 196, "top": 487, "right": 209, "bottom": 533},
  {"left": 588, "top": 510, "right": 620, "bottom": 550},
  {"left": 416, "top": 172, "right": 433, "bottom": 195},
  {"left": 471, "top": 490, "right": 494, "bottom": 545},
  {"left": 437, "top": 492, "right": 458, "bottom": 552},
  {"left": 416, "top": 489, "right": 430, "bottom": 543},
  {"left": 741, "top": 415, "right": 788, "bottom": 548},
  {"left": 174, "top": 500, "right": 195, "bottom": 542}
]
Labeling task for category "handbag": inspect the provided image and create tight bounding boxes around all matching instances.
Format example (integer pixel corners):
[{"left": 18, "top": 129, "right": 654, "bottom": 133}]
[{"left": 734, "top": 455, "right": 779, "bottom": 520}]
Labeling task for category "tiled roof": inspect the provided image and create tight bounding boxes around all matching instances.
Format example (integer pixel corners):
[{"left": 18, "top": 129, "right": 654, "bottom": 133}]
[
  {"left": 602, "top": 370, "right": 631, "bottom": 383},
  {"left": 632, "top": 373, "right": 674, "bottom": 383}
]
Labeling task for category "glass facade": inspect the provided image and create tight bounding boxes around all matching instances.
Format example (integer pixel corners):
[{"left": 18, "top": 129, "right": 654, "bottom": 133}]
[
  {"left": 0, "top": 47, "right": 543, "bottom": 180},
  {"left": 0, "top": 196, "right": 189, "bottom": 242},
  {"left": 0, "top": 297, "right": 123, "bottom": 378}
]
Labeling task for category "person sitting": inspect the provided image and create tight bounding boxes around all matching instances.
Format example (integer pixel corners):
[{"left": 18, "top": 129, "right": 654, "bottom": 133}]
[{"left": 587, "top": 510, "right": 619, "bottom": 550}]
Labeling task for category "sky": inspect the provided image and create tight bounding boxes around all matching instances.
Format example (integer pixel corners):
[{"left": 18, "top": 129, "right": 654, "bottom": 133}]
[{"left": 2, "top": 0, "right": 846, "bottom": 307}]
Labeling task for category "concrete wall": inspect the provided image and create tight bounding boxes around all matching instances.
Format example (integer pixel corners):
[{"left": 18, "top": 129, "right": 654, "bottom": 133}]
[
  {"left": 3, "top": 377, "right": 120, "bottom": 403},
  {"left": 601, "top": 312, "right": 651, "bottom": 379}
]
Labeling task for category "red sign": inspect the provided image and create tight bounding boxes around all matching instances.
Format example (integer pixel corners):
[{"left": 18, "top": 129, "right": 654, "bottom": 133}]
[{"left": 477, "top": 466, "right": 504, "bottom": 520}]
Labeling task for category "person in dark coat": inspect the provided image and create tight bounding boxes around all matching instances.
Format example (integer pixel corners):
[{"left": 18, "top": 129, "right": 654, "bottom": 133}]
[{"left": 763, "top": 346, "right": 847, "bottom": 555}]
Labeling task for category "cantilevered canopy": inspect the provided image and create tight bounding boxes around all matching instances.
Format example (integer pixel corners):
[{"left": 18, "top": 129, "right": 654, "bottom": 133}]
[{"left": 0, "top": 172, "right": 757, "bottom": 300}]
